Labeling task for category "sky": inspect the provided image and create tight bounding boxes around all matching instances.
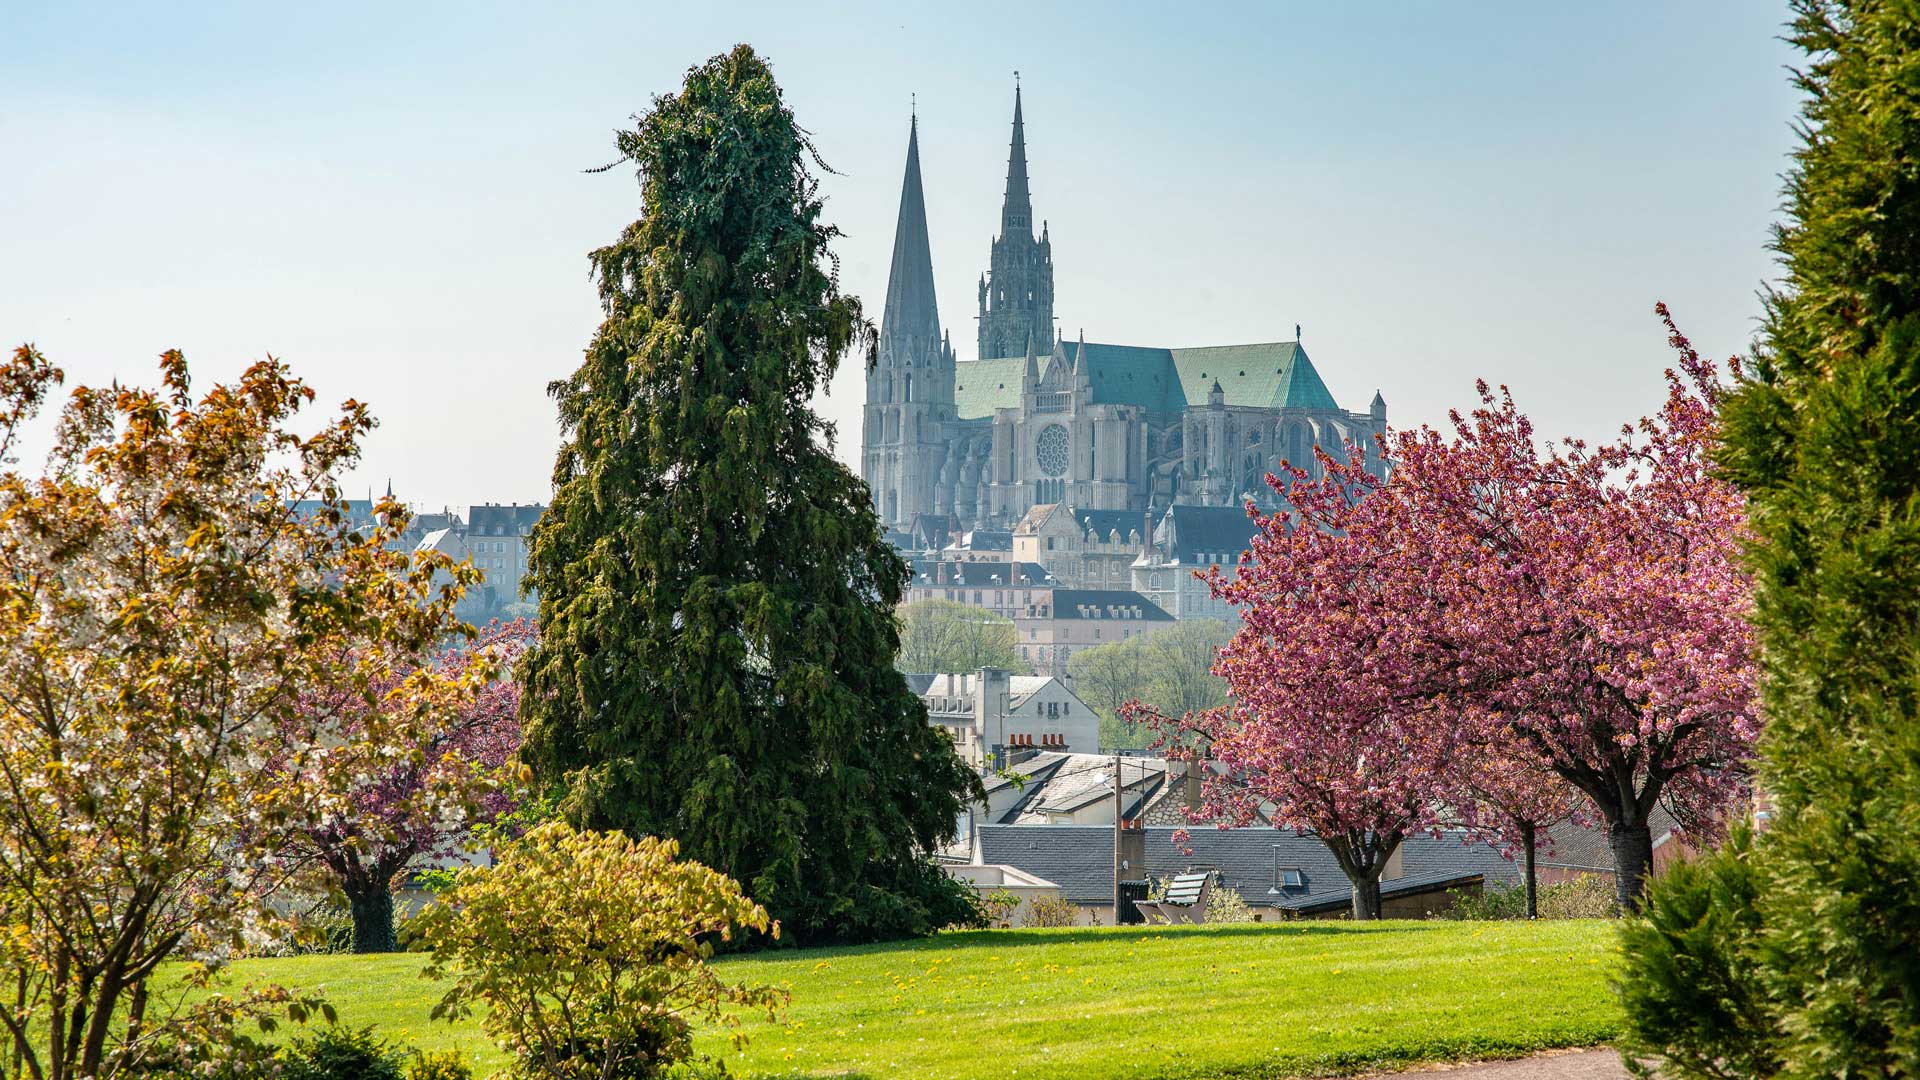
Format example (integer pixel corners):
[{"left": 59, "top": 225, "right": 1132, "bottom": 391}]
[{"left": 3, "top": 2, "right": 1801, "bottom": 511}]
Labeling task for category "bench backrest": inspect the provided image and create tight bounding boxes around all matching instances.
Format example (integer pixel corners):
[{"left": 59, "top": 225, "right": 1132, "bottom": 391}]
[{"left": 1161, "top": 871, "right": 1212, "bottom": 906}]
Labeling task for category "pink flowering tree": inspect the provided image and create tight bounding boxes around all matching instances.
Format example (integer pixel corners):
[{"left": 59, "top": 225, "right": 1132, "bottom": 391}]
[
  {"left": 278, "top": 619, "right": 534, "bottom": 953},
  {"left": 1444, "top": 723, "right": 1585, "bottom": 918},
  {"left": 1146, "top": 311, "right": 1756, "bottom": 913}
]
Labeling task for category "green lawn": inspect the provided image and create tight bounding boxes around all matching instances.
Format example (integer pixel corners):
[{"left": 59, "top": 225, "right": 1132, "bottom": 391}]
[{"left": 218, "top": 920, "right": 1623, "bottom": 1080}]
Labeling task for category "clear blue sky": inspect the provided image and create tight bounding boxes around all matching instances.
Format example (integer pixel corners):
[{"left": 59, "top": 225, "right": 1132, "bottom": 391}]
[{"left": 2, "top": 2, "right": 1799, "bottom": 509}]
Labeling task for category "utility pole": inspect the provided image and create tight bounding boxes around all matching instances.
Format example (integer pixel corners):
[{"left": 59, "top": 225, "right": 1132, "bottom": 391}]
[{"left": 1112, "top": 753, "right": 1124, "bottom": 921}]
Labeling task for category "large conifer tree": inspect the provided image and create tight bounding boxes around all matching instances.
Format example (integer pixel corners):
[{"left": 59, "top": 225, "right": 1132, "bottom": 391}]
[
  {"left": 518, "top": 46, "right": 979, "bottom": 944},
  {"left": 1622, "top": 3, "right": 1920, "bottom": 1074}
]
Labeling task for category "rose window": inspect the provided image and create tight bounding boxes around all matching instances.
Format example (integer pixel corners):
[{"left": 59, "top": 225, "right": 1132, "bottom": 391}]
[{"left": 1036, "top": 424, "right": 1069, "bottom": 477}]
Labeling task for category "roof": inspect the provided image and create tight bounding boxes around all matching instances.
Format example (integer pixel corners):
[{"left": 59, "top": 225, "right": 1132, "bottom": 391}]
[
  {"left": 975, "top": 824, "right": 1524, "bottom": 908},
  {"left": 953, "top": 339, "right": 1342, "bottom": 420},
  {"left": 1539, "top": 804, "right": 1679, "bottom": 872},
  {"left": 1071, "top": 508, "right": 1149, "bottom": 543},
  {"left": 1046, "top": 590, "right": 1174, "bottom": 622},
  {"left": 907, "top": 558, "right": 1053, "bottom": 588},
  {"left": 1152, "top": 504, "right": 1262, "bottom": 565},
  {"left": 946, "top": 528, "right": 1014, "bottom": 553},
  {"left": 468, "top": 503, "right": 544, "bottom": 536}
]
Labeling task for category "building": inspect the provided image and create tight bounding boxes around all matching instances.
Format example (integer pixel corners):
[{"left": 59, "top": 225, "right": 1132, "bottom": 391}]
[
  {"left": 1130, "top": 504, "right": 1263, "bottom": 622},
  {"left": 861, "top": 88, "right": 1388, "bottom": 534},
  {"left": 1015, "top": 588, "right": 1175, "bottom": 675},
  {"left": 908, "top": 668, "right": 1098, "bottom": 768},
  {"left": 969, "top": 824, "right": 1524, "bottom": 924},
  {"left": 409, "top": 501, "right": 546, "bottom": 622},
  {"left": 903, "top": 557, "right": 1054, "bottom": 621},
  {"left": 1012, "top": 504, "right": 1151, "bottom": 590}
]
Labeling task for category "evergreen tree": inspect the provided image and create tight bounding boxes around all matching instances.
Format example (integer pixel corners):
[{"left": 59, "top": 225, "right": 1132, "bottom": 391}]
[
  {"left": 1624, "top": 3, "right": 1920, "bottom": 1074},
  {"left": 518, "top": 46, "right": 980, "bottom": 945}
]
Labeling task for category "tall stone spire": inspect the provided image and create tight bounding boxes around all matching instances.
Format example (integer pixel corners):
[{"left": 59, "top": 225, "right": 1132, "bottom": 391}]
[
  {"left": 1001, "top": 84, "right": 1032, "bottom": 236},
  {"left": 977, "top": 83, "right": 1056, "bottom": 361},
  {"left": 880, "top": 113, "right": 940, "bottom": 359}
]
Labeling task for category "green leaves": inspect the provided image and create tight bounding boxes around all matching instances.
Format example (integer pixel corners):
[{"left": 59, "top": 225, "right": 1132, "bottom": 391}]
[{"left": 519, "top": 46, "right": 978, "bottom": 946}]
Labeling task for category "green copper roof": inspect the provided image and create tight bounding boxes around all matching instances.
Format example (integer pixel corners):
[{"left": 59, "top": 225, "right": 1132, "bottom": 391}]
[
  {"left": 953, "top": 357, "right": 1027, "bottom": 418},
  {"left": 955, "top": 340, "right": 1340, "bottom": 419}
]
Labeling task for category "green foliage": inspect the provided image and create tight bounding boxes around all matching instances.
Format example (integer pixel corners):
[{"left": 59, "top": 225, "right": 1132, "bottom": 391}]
[
  {"left": 1204, "top": 886, "right": 1258, "bottom": 924},
  {"left": 1068, "top": 618, "right": 1232, "bottom": 749},
  {"left": 406, "top": 1050, "right": 473, "bottom": 1080},
  {"left": 517, "top": 44, "right": 980, "bottom": 947},
  {"left": 973, "top": 887, "right": 1020, "bottom": 929},
  {"left": 280, "top": 1026, "right": 409, "bottom": 1080},
  {"left": 1022, "top": 894, "right": 1079, "bottom": 927},
  {"left": 411, "top": 821, "right": 785, "bottom": 1080},
  {"left": 895, "top": 599, "right": 1030, "bottom": 674},
  {"left": 1621, "top": 3, "right": 1920, "bottom": 1076},
  {"left": 1617, "top": 827, "right": 1776, "bottom": 1080},
  {"left": 1443, "top": 876, "right": 1619, "bottom": 922}
]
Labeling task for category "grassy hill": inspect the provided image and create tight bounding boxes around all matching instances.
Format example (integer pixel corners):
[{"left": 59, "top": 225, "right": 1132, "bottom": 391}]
[{"left": 219, "top": 920, "right": 1623, "bottom": 1079}]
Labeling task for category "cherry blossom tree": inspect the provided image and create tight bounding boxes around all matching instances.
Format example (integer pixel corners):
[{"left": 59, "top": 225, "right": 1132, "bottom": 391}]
[
  {"left": 1144, "top": 313, "right": 1757, "bottom": 913},
  {"left": 278, "top": 619, "right": 533, "bottom": 953},
  {"left": 1445, "top": 725, "right": 1585, "bottom": 918}
]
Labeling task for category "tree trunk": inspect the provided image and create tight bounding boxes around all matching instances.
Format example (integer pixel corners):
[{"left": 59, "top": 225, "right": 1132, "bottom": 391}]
[
  {"left": 1351, "top": 876, "right": 1383, "bottom": 921},
  {"left": 347, "top": 881, "right": 398, "bottom": 954},
  {"left": 1521, "top": 821, "right": 1538, "bottom": 920},
  {"left": 1607, "top": 818, "right": 1654, "bottom": 914}
]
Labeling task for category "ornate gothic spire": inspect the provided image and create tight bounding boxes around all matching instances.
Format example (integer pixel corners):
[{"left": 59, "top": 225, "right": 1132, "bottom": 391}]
[
  {"left": 1001, "top": 84, "right": 1032, "bottom": 236},
  {"left": 880, "top": 113, "right": 940, "bottom": 362}
]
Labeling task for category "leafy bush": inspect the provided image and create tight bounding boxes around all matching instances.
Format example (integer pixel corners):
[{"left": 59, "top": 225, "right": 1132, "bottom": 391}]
[
  {"left": 1204, "top": 886, "right": 1258, "bottom": 924},
  {"left": 411, "top": 821, "right": 785, "bottom": 1080},
  {"left": 1445, "top": 876, "right": 1619, "bottom": 921},
  {"left": 1616, "top": 826, "right": 1777, "bottom": 1080},
  {"left": 1023, "top": 894, "right": 1080, "bottom": 928},
  {"left": 975, "top": 887, "right": 1020, "bottom": 929},
  {"left": 1538, "top": 874, "right": 1618, "bottom": 919},
  {"left": 280, "top": 1025, "right": 408, "bottom": 1080},
  {"left": 407, "top": 1050, "right": 473, "bottom": 1080}
]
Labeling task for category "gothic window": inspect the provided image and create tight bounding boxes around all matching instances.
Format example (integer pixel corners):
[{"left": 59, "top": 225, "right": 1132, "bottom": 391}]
[
  {"left": 904, "top": 373, "right": 913, "bottom": 402},
  {"left": 1287, "top": 423, "right": 1309, "bottom": 470},
  {"left": 1036, "top": 424, "right": 1069, "bottom": 477}
]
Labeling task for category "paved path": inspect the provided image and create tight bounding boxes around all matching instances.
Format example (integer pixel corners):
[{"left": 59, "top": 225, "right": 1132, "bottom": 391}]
[{"left": 1387, "top": 1049, "right": 1630, "bottom": 1080}]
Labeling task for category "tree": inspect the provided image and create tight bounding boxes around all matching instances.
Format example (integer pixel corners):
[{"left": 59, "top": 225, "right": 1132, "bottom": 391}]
[
  {"left": 0, "top": 347, "right": 473, "bottom": 1080},
  {"left": 1145, "top": 330, "right": 1755, "bottom": 914},
  {"left": 1625, "top": 3, "right": 1920, "bottom": 1075},
  {"left": 895, "top": 599, "right": 1029, "bottom": 674},
  {"left": 279, "top": 619, "right": 534, "bottom": 953},
  {"left": 1069, "top": 619, "right": 1231, "bottom": 750},
  {"left": 1446, "top": 729, "right": 1583, "bottom": 919},
  {"left": 414, "top": 822, "right": 784, "bottom": 1080},
  {"left": 518, "top": 47, "right": 979, "bottom": 945}
]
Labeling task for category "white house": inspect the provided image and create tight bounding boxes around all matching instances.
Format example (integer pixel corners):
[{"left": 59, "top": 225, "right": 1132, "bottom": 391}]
[{"left": 907, "top": 668, "right": 1099, "bottom": 768}]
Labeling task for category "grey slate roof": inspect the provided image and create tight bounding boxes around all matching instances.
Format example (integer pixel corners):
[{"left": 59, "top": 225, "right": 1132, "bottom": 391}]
[
  {"left": 1048, "top": 590, "right": 1174, "bottom": 622},
  {"left": 907, "top": 558, "right": 1052, "bottom": 588},
  {"left": 1071, "top": 507, "right": 1151, "bottom": 544},
  {"left": 1154, "top": 504, "right": 1262, "bottom": 565},
  {"left": 975, "top": 824, "right": 1523, "bottom": 909}
]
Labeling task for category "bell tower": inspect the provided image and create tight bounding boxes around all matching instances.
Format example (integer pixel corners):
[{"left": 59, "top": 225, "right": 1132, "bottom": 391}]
[{"left": 976, "top": 82, "right": 1056, "bottom": 360}]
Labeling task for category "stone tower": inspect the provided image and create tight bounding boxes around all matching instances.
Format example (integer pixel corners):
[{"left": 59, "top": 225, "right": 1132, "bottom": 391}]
[
  {"left": 976, "top": 85, "right": 1055, "bottom": 361},
  {"left": 863, "top": 113, "right": 956, "bottom": 529}
]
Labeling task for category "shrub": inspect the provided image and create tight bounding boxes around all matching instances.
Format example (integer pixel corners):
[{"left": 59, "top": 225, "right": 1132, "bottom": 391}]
[
  {"left": 280, "top": 1026, "right": 408, "bottom": 1080},
  {"left": 1203, "top": 886, "right": 1258, "bottom": 924},
  {"left": 1023, "top": 894, "right": 1080, "bottom": 928},
  {"left": 1538, "top": 874, "right": 1618, "bottom": 919},
  {"left": 975, "top": 887, "right": 1020, "bottom": 929},
  {"left": 407, "top": 1050, "right": 473, "bottom": 1080},
  {"left": 411, "top": 821, "right": 785, "bottom": 1080},
  {"left": 1616, "top": 826, "right": 1777, "bottom": 1080}
]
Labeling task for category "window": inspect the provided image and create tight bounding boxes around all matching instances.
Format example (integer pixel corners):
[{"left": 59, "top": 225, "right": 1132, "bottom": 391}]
[
  {"left": 1093, "top": 628, "right": 1101, "bottom": 640},
  {"left": 1277, "top": 867, "right": 1307, "bottom": 890},
  {"left": 1046, "top": 538, "right": 1055, "bottom": 551}
]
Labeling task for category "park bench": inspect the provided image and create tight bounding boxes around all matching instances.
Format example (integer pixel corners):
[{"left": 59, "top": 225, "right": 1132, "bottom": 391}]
[{"left": 1135, "top": 870, "right": 1213, "bottom": 925}]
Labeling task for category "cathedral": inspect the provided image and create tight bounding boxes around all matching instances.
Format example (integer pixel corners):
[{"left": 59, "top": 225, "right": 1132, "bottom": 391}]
[{"left": 861, "top": 87, "right": 1387, "bottom": 533}]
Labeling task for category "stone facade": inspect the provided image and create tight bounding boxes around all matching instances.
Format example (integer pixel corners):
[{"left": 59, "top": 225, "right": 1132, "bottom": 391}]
[{"left": 862, "top": 88, "right": 1389, "bottom": 534}]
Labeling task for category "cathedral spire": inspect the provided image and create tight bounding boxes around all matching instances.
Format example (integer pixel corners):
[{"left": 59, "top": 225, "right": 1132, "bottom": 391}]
[
  {"left": 1001, "top": 83, "right": 1033, "bottom": 237},
  {"left": 880, "top": 112, "right": 940, "bottom": 361},
  {"left": 1024, "top": 327, "right": 1041, "bottom": 385}
]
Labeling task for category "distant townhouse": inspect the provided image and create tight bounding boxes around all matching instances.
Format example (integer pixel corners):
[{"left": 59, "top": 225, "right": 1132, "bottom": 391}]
[
  {"left": 1014, "top": 588, "right": 1174, "bottom": 674},
  {"left": 1012, "top": 504, "right": 1152, "bottom": 590},
  {"left": 1131, "top": 503, "right": 1262, "bottom": 622},
  {"left": 907, "top": 668, "right": 1098, "bottom": 768},
  {"left": 904, "top": 557, "right": 1055, "bottom": 621}
]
